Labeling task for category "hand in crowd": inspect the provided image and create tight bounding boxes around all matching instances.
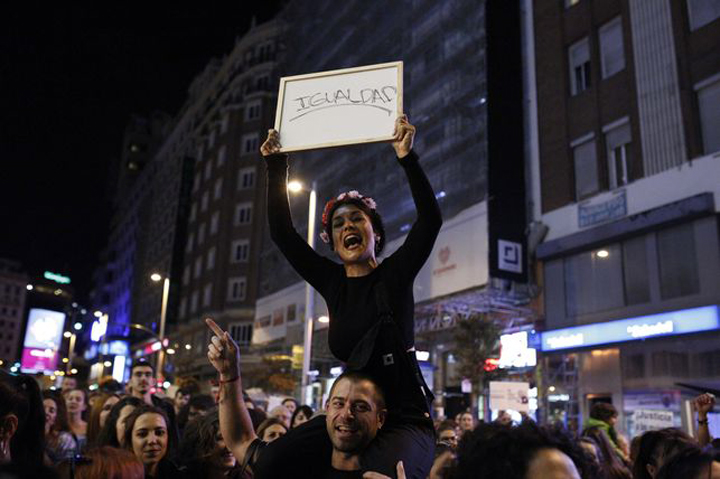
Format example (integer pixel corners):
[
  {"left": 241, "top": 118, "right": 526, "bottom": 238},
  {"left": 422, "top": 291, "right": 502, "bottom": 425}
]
[
  {"left": 391, "top": 115, "right": 415, "bottom": 159},
  {"left": 694, "top": 393, "right": 716, "bottom": 417},
  {"left": 205, "top": 318, "right": 240, "bottom": 382},
  {"left": 260, "top": 129, "right": 282, "bottom": 156},
  {"left": 362, "top": 460, "right": 406, "bottom": 479}
]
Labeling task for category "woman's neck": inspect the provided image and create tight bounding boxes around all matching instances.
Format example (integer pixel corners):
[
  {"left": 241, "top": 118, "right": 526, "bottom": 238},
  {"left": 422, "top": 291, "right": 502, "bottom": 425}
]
[
  {"left": 343, "top": 258, "right": 378, "bottom": 277},
  {"left": 146, "top": 461, "right": 160, "bottom": 478}
]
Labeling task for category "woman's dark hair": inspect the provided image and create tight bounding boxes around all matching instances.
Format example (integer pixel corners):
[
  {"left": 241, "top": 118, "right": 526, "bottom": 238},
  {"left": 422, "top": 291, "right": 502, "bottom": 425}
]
[
  {"left": 0, "top": 370, "right": 46, "bottom": 467},
  {"left": 86, "top": 393, "right": 119, "bottom": 447},
  {"left": 632, "top": 428, "right": 695, "bottom": 479},
  {"left": 450, "top": 421, "right": 598, "bottom": 479},
  {"left": 290, "top": 405, "right": 313, "bottom": 428},
  {"left": 655, "top": 445, "right": 716, "bottom": 479},
  {"left": 178, "top": 407, "right": 240, "bottom": 475},
  {"left": 57, "top": 445, "right": 144, "bottom": 479},
  {"left": 589, "top": 402, "right": 618, "bottom": 422},
  {"left": 323, "top": 196, "right": 386, "bottom": 255},
  {"left": 43, "top": 389, "right": 71, "bottom": 434},
  {"left": 256, "top": 417, "right": 288, "bottom": 441},
  {"left": 122, "top": 405, "right": 172, "bottom": 455},
  {"left": 97, "top": 396, "right": 144, "bottom": 447},
  {"left": 581, "top": 427, "right": 631, "bottom": 479},
  {"left": 177, "top": 394, "right": 216, "bottom": 431}
]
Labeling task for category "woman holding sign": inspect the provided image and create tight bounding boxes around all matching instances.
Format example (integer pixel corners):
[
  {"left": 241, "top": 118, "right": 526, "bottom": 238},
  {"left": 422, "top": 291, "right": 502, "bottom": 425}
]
[{"left": 254, "top": 115, "right": 442, "bottom": 478}]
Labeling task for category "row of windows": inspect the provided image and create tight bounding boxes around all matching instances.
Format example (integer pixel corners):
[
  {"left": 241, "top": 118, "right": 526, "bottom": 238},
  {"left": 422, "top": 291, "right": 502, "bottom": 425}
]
[
  {"left": 229, "top": 323, "right": 253, "bottom": 346},
  {"left": 625, "top": 349, "right": 720, "bottom": 379},
  {"left": 179, "top": 276, "right": 248, "bottom": 318},
  {"left": 182, "top": 240, "right": 250, "bottom": 286},
  {"left": 0, "top": 307, "right": 19, "bottom": 318},
  {"left": 189, "top": 167, "right": 256, "bottom": 223},
  {"left": 568, "top": 16, "right": 625, "bottom": 96}
]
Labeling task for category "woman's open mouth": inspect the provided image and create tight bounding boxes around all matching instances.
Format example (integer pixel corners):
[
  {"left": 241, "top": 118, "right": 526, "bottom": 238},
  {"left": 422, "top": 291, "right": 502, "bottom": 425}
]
[{"left": 343, "top": 234, "right": 362, "bottom": 249}]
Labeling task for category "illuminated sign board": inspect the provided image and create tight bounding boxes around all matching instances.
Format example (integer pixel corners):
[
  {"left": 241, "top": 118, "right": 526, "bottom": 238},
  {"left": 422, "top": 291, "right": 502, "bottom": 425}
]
[
  {"left": 43, "top": 271, "right": 71, "bottom": 284},
  {"left": 499, "top": 331, "right": 537, "bottom": 368},
  {"left": 541, "top": 305, "right": 720, "bottom": 352},
  {"left": 21, "top": 309, "right": 66, "bottom": 373}
]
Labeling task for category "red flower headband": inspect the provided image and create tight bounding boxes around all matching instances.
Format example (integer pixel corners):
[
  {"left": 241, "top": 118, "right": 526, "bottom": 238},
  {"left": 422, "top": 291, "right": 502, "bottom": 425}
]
[{"left": 319, "top": 191, "right": 377, "bottom": 244}]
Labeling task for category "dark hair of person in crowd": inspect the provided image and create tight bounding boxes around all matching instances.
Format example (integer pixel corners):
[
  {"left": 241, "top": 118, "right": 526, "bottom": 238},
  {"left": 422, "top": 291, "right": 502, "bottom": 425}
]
[
  {"left": 632, "top": 427, "right": 696, "bottom": 479},
  {"left": 86, "top": 393, "right": 120, "bottom": 447},
  {"left": 57, "top": 446, "right": 144, "bottom": 479},
  {"left": 449, "top": 421, "right": 598, "bottom": 479},
  {"left": 0, "top": 370, "right": 49, "bottom": 473},
  {"left": 321, "top": 194, "right": 387, "bottom": 255},
  {"left": 177, "top": 394, "right": 216, "bottom": 432},
  {"left": 97, "top": 396, "right": 144, "bottom": 448},
  {"left": 248, "top": 407, "right": 267, "bottom": 432},
  {"left": 290, "top": 404, "right": 314, "bottom": 428},
  {"left": 581, "top": 426, "right": 631, "bottom": 479},
  {"left": 655, "top": 445, "right": 717, "bottom": 479},
  {"left": 590, "top": 402, "right": 618, "bottom": 423},
  {"left": 256, "top": 417, "right": 289, "bottom": 443},
  {"left": 178, "top": 407, "right": 241, "bottom": 478}
]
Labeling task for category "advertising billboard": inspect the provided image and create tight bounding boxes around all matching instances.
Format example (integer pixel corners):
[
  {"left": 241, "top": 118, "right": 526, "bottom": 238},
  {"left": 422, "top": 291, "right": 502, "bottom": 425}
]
[{"left": 20, "top": 308, "right": 66, "bottom": 373}]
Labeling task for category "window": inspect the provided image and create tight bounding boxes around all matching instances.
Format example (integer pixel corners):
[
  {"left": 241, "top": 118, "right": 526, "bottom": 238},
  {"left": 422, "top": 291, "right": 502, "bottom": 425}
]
[
  {"left": 235, "top": 203, "right": 253, "bottom": 225},
  {"left": 217, "top": 145, "right": 226, "bottom": 167},
  {"left": 564, "top": 244, "right": 624, "bottom": 316},
  {"left": 229, "top": 323, "right": 253, "bottom": 346},
  {"left": 204, "top": 160, "right": 212, "bottom": 181},
  {"left": 198, "top": 223, "right": 206, "bottom": 245},
  {"left": 599, "top": 17, "right": 625, "bottom": 79},
  {"left": 194, "top": 257, "right": 203, "bottom": 279},
  {"left": 220, "top": 112, "right": 229, "bottom": 134},
  {"left": 657, "top": 223, "right": 700, "bottom": 299},
  {"left": 238, "top": 167, "right": 256, "bottom": 190},
  {"left": 189, "top": 202, "right": 197, "bottom": 223},
  {"left": 241, "top": 133, "right": 259, "bottom": 155},
  {"left": 190, "top": 291, "right": 199, "bottom": 313},
  {"left": 572, "top": 136, "right": 599, "bottom": 199},
  {"left": 245, "top": 100, "right": 262, "bottom": 121},
  {"left": 228, "top": 277, "right": 247, "bottom": 301},
  {"left": 687, "top": 0, "right": 720, "bottom": 30},
  {"left": 186, "top": 233, "right": 194, "bottom": 253},
  {"left": 179, "top": 297, "right": 187, "bottom": 319},
  {"left": 193, "top": 174, "right": 201, "bottom": 193},
  {"left": 569, "top": 37, "right": 591, "bottom": 95},
  {"left": 696, "top": 75, "right": 720, "bottom": 154},
  {"left": 203, "top": 283, "right": 213, "bottom": 307},
  {"left": 286, "top": 304, "right": 297, "bottom": 322},
  {"left": 213, "top": 178, "right": 223, "bottom": 200},
  {"left": 210, "top": 212, "right": 219, "bottom": 235},
  {"left": 197, "top": 144, "right": 204, "bottom": 162},
  {"left": 209, "top": 129, "right": 216, "bottom": 148},
  {"left": 182, "top": 265, "right": 190, "bottom": 286},
  {"left": 231, "top": 239, "right": 250, "bottom": 263},
  {"left": 201, "top": 192, "right": 209, "bottom": 212},
  {"left": 256, "top": 74, "right": 270, "bottom": 90},
  {"left": 207, "top": 247, "right": 216, "bottom": 270},
  {"left": 622, "top": 236, "right": 650, "bottom": 305},
  {"left": 604, "top": 119, "right": 632, "bottom": 189}
]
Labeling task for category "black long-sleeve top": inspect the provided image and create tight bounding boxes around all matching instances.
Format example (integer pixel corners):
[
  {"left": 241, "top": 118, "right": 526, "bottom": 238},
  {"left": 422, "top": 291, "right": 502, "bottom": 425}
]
[{"left": 265, "top": 150, "right": 442, "bottom": 362}]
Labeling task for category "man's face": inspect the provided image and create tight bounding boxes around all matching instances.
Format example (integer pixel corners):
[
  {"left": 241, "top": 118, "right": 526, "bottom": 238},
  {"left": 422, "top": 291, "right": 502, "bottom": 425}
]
[
  {"left": 325, "top": 378, "right": 386, "bottom": 454},
  {"left": 130, "top": 366, "right": 154, "bottom": 395},
  {"left": 61, "top": 377, "right": 77, "bottom": 392},
  {"left": 460, "top": 413, "right": 475, "bottom": 431},
  {"left": 438, "top": 428, "right": 458, "bottom": 448},
  {"left": 175, "top": 392, "right": 190, "bottom": 409}
]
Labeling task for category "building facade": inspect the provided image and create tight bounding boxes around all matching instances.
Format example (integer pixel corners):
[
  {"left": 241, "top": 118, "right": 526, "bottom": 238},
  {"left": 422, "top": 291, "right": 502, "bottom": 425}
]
[
  {"left": 528, "top": 0, "right": 720, "bottom": 434},
  {"left": 0, "top": 259, "right": 28, "bottom": 364}
]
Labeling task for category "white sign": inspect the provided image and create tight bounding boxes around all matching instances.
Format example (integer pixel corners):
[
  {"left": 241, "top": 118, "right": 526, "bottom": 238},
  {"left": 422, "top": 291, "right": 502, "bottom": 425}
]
[
  {"left": 498, "top": 239, "right": 523, "bottom": 274},
  {"left": 275, "top": 62, "right": 403, "bottom": 152},
  {"left": 499, "top": 331, "right": 537, "bottom": 369},
  {"left": 489, "top": 381, "right": 530, "bottom": 413},
  {"left": 632, "top": 409, "right": 675, "bottom": 434}
]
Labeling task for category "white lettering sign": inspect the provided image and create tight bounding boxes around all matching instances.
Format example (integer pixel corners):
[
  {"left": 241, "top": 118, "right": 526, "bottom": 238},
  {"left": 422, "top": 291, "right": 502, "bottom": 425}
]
[
  {"left": 546, "top": 333, "right": 584, "bottom": 349},
  {"left": 626, "top": 320, "right": 674, "bottom": 338},
  {"left": 489, "top": 381, "right": 530, "bottom": 413},
  {"left": 632, "top": 409, "right": 675, "bottom": 434}
]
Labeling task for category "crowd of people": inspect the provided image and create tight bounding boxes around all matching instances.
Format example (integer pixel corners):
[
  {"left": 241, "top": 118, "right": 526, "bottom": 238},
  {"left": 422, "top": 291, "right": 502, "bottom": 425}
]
[{"left": 1, "top": 118, "right": 718, "bottom": 478}]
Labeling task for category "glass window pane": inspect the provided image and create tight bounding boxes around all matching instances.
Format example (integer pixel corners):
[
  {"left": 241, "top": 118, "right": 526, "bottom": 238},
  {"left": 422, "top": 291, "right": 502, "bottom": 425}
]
[
  {"left": 687, "top": 0, "right": 720, "bottom": 30},
  {"left": 599, "top": 18, "right": 625, "bottom": 78},
  {"left": 657, "top": 223, "right": 700, "bottom": 299},
  {"left": 622, "top": 236, "right": 650, "bottom": 305},
  {"left": 573, "top": 139, "right": 599, "bottom": 199},
  {"left": 564, "top": 244, "right": 624, "bottom": 316},
  {"left": 698, "top": 79, "right": 720, "bottom": 154}
]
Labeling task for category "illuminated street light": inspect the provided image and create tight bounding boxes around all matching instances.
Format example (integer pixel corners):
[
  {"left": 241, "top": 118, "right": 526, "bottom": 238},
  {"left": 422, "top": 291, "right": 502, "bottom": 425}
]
[
  {"left": 94, "top": 311, "right": 103, "bottom": 318},
  {"left": 596, "top": 249, "right": 609, "bottom": 258},
  {"left": 103, "top": 361, "right": 112, "bottom": 367},
  {"left": 287, "top": 180, "right": 303, "bottom": 193},
  {"left": 64, "top": 331, "right": 72, "bottom": 338},
  {"left": 62, "top": 358, "right": 69, "bottom": 363},
  {"left": 26, "top": 284, "right": 33, "bottom": 291},
  {"left": 70, "top": 368, "right": 78, "bottom": 375},
  {"left": 166, "top": 348, "right": 176, "bottom": 355},
  {"left": 318, "top": 316, "right": 329, "bottom": 324},
  {"left": 150, "top": 273, "right": 162, "bottom": 282},
  {"left": 185, "top": 344, "right": 192, "bottom": 350},
  {"left": 73, "top": 322, "right": 82, "bottom": 331}
]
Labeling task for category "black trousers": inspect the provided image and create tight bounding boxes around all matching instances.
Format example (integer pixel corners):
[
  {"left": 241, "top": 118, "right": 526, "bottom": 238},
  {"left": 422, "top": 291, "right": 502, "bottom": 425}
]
[{"left": 252, "top": 413, "right": 435, "bottom": 479}]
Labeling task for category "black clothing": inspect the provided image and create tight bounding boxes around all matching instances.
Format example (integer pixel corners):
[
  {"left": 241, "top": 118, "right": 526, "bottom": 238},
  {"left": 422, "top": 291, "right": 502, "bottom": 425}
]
[{"left": 324, "top": 467, "right": 364, "bottom": 478}]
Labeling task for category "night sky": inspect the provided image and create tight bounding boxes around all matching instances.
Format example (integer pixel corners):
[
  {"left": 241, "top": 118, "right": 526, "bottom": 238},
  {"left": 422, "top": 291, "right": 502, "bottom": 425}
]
[{"left": 1, "top": 5, "right": 284, "bottom": 299}]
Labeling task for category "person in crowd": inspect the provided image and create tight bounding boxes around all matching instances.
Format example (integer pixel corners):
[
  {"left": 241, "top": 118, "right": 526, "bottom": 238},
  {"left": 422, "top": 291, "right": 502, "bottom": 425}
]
[
  {"left": 61, "top": 376, "right": 78, "bottom": 395},
  {"left": 260, "top": 115, "right": 441, "bottom": 478},
  {"left": 43, "top": 389, "right": 77, "bottom": 464},
  {"left": 494, "top": 410, "right": 512, "bottom": 427},
  {"left": 437, "top": 421, "right": 459, "bottom": 449},
  {"left": 173, "top": 387, "right": 192, "bottom": 416},
  {"left": 178, "top": 408, "right": 241, "bottom": 479},
  {"left": 291, "top": 405, "right": 314, "bottom": 429},
  {"left": 581, "top": 427, "right": 632, "bottom": 479},
  {"left": 0, "top": 370, "right": 56, "bottom": 478},
  {"left": 584, "top": 403, "right": 627, "bottom": 462},
  {"left": 56, "top": 446, "right": 144, "bottom": 479},
  {"left": 66, "top": 388, "right": 89, "bottom": 450},
  {"left": 98, "top": 377, "right": 123, "bottom": 395},
  {"left": 449, "top": 421, "right": 595, "bottom": 479},
  {"left": 128, "top": 358, "right": 179, "bottom": 445},
  {"left": 177, "top": 394, "right": 215, "bottom": 434},
  {"left": 86, "top": 392, "right": 119, "bottom": 447},
  {"left": 205, "top": 318, "right": 404, "bottom": 478},
  {"left": 123, "top": 404, "right": 184, "bottom": 479},
  {"left": 695, "top": 392, "right": 716, "bottom": 447},
  {"left": 458, "top": 412, "right": 475, "bottom": 436},
  {"left": 268, "top": 405, "right": 291, "bottom": 429},
  {"left": 632, "top": 427, "right": 696, "bottom": 479},
  {"left": 579, "top": 435, "right": 601, "bottom": 465},
  {"left": 655, "top": 445, "right": 719, "bottom": 479},
  {"left": 281, "top": 398, "right": 298, "bottom": 415},
  {"left": 256, "top": 417, "right": 288, "bottom": 443},
  {"left": 97, "top": 396, "right": 144, "bottom": 448}
]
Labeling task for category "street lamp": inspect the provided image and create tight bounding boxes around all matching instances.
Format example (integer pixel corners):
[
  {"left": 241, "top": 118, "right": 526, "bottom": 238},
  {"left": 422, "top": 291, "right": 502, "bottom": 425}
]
[
  {"left": 151, "top": 273, "right": 170, "bottom": 379},
  {"left": 288, "top": 180, "right": 318, "bottom": 401}
]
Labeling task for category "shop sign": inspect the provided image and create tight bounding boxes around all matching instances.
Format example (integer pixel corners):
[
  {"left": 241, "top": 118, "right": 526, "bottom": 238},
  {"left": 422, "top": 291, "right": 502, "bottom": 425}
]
[
  {"left": 541, "top": 305, "right": 720, "bottom": 352},
  {"left": 498, "top": 331, "right": 537, "bottom": 368},
  {"left": 578, "top": 189, "right": 627, "bottom": 228}
]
